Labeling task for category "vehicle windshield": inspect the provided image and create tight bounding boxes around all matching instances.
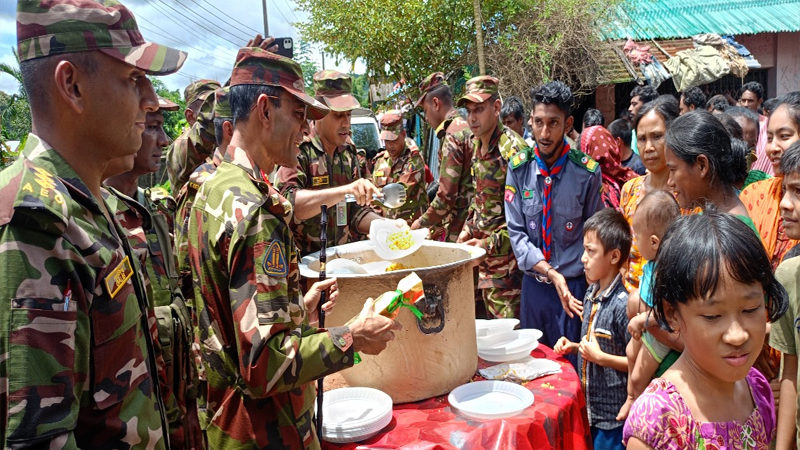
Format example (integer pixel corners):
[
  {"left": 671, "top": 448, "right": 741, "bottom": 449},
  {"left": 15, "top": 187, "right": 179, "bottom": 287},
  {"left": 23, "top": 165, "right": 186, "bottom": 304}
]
[{"left": 351, "top": 123, "right": 381, "bottom": 152}]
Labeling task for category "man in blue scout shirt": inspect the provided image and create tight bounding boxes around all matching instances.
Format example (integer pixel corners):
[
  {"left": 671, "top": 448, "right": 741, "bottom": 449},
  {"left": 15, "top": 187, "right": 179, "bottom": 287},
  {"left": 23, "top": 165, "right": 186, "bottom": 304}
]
[{"left": 505, "top": 81, "right": 603, "bottom": 364}]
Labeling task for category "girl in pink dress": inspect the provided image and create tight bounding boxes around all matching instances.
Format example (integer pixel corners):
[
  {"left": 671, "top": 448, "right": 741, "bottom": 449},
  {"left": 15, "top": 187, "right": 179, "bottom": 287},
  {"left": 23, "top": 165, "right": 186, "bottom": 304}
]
[{"left": 623, "top": 210, "right": 788, "bottom": 449}]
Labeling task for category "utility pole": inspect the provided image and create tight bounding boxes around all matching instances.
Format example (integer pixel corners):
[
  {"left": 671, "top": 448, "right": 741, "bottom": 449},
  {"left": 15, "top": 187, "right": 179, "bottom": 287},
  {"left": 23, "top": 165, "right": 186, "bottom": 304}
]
[
  {"left": 472, "top": 0, "right": 485, "bottom": 75},
  {"left": 321, "top": 49, "right": 325, "bottom": 70},
  {"left": 261, "top": 0, "right": 269, "bottom": 36}
]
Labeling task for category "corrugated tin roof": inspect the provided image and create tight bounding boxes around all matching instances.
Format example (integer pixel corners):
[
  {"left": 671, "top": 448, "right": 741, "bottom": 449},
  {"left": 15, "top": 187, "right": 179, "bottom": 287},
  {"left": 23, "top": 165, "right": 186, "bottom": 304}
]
[
  {"left": 598, "top": 39, "right": 695, "bottom": 84},
  {"left": 602, "top": 0, "right": 800, "bottom": 40}
]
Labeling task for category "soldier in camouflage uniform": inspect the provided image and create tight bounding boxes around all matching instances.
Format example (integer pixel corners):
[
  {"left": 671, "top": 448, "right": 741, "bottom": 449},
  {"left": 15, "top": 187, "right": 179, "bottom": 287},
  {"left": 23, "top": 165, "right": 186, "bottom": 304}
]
[
  {"left": 0, "top": 0, "right": 187, "bottom": 447},
  {"left": 164, "top": 79, "right": 220, "bottom": 194},
  {"left": 188, "top": 48, "right": 400, "bottom": 449},
  {"left": 411, "top": 72, "right": 475, "bottom": 242},
  {"left": 371, "top": 111, "right": 429, "bottom": 224},
  {"left": 275, "top": 70, "right": 383, "bottom": 256},
  {"left": 456, "top": 76, "right": 526, "bottom": 319},
  {"left": 105, "top": 97, "right": 204, "bottom": 449}
]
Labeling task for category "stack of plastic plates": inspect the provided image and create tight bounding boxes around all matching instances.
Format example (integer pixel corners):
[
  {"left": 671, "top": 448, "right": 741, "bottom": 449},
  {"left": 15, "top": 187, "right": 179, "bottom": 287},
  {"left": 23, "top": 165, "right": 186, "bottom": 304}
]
[
  {"left": 475, "top": 318, "right": 519, "bottom": 337},
  {"left": 477, "top": 329, "right": 543, "bottom": 362},
  {"left": 320, "top": 387, "right": 393, "bottom": 444},
  {"left": 448, "top": 380, "right": 535, "bottom": 420}
]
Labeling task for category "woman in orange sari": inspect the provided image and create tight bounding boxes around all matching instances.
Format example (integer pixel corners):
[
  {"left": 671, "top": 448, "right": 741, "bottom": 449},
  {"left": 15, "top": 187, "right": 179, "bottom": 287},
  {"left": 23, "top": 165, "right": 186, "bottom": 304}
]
[
  {"left": 620, "top": 96, "right": 680, "bottom": 290},
  {"left": 740, "top": 93, "right": 800, "bottom": 269}
]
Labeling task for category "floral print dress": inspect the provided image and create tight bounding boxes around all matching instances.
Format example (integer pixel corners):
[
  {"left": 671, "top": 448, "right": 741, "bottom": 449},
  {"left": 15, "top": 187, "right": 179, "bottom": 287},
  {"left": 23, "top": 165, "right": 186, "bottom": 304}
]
[{"left": 623, "top": 368, "right": 776, "bottom": 449}]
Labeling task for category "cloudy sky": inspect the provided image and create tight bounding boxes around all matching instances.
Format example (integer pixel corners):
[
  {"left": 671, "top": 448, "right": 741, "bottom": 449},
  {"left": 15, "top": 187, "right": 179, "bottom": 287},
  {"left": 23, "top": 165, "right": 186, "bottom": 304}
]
[{"left": 0, "top": 0, "right": 364, "bottom": 95}]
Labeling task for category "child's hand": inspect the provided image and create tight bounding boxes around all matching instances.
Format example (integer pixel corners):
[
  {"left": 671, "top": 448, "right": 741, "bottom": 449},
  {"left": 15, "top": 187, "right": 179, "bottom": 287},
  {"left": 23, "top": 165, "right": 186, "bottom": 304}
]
[
  {"left": 627, "top": 313, "right": 648, "bottom": 340},
  {"left": 554, "top": 336, "right": 577, "bottom": 355},
  {"left": 579, "top": 330, "right": 604, "bottom": 364}
]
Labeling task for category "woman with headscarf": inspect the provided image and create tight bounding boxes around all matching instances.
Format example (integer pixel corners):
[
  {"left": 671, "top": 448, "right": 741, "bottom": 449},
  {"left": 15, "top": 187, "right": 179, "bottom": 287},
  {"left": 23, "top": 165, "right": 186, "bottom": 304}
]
[{"left": 581, "top": 125, "right": 638, "bottom": 209}]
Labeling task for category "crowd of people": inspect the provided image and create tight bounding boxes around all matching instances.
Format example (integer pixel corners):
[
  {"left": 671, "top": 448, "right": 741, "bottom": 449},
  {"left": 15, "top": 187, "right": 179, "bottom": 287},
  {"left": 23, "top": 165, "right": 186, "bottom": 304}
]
[{"left": 3, "top": 0, "right": 800, "bottom": 449}]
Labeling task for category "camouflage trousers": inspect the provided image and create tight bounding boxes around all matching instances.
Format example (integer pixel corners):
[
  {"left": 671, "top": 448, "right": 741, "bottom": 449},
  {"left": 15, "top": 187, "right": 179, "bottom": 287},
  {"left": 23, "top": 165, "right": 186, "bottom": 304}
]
[{"left": 481, "top": 286, "right": 521, "bottom": 319}]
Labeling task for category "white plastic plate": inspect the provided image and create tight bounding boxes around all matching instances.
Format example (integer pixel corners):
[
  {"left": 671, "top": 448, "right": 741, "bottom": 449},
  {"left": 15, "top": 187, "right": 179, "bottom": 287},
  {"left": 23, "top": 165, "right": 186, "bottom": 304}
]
[
  {"left": 448, "top": 380, "right": 534, "bottom": 420},
  {"left": 475, "top": 318, "right": 519, "bottom": 337},
  {"left": 478, "top": 346, "right": 537, "bottom": 362},
  {"left": 325, "top": 258, "right": 369, "bottom": 275},
  {"left": 321, "top": 387, "right": 393, "bottom": 443},
  {"left": 477, "top": 330, "right": 538, "bottom": 355},
  {"left": 369, "top": 219, "right": 427, "bottom": 260}
]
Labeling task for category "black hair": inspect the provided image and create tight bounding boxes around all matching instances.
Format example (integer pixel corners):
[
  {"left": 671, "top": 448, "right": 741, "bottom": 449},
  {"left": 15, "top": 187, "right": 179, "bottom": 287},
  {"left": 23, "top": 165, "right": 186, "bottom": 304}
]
[
  {"left": 213, "top": 117, "right": 232, "bottom": 147},
  {"left": 775, "top": 91, "right": 800, "bottom": 131},
  {"left": 631, "top": 85, "right": 658, "bottom": 104},
  {"left": 763, "top": 97, "right": 779, "bottom": 116},
  {"left": 583, "top": 108, "right": 605, "bottom": 128},
  {"left": 425, "top": 84, "right": 453, "bottom": 106},
  {"left": 725, "top": 106, "right": 760, "bottom": 136},
  {"left": 584, "top": 208, "right": 632, "bottom": 266},
  {"left": 714, "top": 112, "right": 743, "bottom": 140},
  {"left": 608, "top": 119, "right": 632, "bottom": 146},
  {"left": 729, "top": 138, "right": 751, "bottom": 186},
  {"left": 706, "top": 94, "right": 732, "bottom": 112},
  {"left": 501, "top": 96, "right": 525, "bottom": 121},
  {"left": 20, "top": 52, "right": 98, "bottom": 115},
  {"left": 229, "top": 84, "right": 282, "bottom": 125},
  {"left": 779, "top": 140, "right": 800, "bottom": 178},
  {"left": 652, "top": 209, "right": 788, "bottom": 332},
  {"left": 681, "top": 87, "right": 706, "bottom": 111},
  {"left": 618, "top": 110, "right": 633, "bottom": 121},
  {"left": 634, "top": 190, "right": 680, "bottom": 238},
  {"left": 632, "top": 95, "right": 680, "bottom": 132},
  {"left": 666, "top": 110, "right": 737, "bottom": 186},
  {"left": 738, "top": 81, "right": 764, "bottom": 100},
  {"left": 531, "top": 81, "right": 573, "bottom": 117}
]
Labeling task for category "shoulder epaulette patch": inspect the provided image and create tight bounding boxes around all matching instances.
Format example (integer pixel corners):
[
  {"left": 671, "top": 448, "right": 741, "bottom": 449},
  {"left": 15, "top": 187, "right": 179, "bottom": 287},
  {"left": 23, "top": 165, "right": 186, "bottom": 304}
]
[
  {"left": 510, "top": 148, "right": 532, "bottom": 170},
  {"left": 568, "top": 149, "right": 598, "bottom": 173}
]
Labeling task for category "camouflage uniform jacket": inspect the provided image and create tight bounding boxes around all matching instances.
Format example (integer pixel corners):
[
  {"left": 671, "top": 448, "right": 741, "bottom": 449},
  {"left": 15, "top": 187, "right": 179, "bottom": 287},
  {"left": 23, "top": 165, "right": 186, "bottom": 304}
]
[
  {"left": 371, "top": 144, "right": 429, "bottom": 224},
  {"left": 174, "top": 148, "right": 224, "bottom": 301},
  {"left": 105, "top": 187, "right": 194, "bottom": 449},
  {"left": 417, "top": 109, "right": 474, "bottom": 242},
  {"left": 275, "top": 136, "right": 372, "bottom": 256},
  {"left": 165, "top": 97, "right": 216, "bottom": 194},
  {"left": 463, "top": 123, "right": 526, "bottom": 289},
  {"left": 188, "top": 145, "right": 355, "bottom": 449},
  {"left": 0, "top": 134, "right": 168, "bottom": 449}
]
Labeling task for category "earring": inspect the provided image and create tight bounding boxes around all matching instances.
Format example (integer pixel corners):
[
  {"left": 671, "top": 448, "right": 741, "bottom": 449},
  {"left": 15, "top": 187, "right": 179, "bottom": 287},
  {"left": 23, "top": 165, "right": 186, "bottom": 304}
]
[{"left": 668, "top": 329, "right": 680, "bottom": 341}]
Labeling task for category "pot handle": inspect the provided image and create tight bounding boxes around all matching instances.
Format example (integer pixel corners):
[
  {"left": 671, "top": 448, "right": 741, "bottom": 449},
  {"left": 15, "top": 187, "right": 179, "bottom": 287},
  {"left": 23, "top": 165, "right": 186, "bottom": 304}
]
[{"left": 415, "top": 285, "right": 445, "bottom": 334}]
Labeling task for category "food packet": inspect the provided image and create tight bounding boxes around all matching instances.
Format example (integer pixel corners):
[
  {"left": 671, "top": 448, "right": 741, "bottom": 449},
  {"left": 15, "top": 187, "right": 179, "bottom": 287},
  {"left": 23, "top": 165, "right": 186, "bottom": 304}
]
[{"left": 372, "top": 272, "right": 425, "bottom": 320}]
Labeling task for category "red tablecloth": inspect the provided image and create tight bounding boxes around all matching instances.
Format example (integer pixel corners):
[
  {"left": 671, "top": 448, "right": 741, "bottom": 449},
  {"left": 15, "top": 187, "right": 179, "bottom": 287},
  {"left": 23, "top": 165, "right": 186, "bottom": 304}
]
[{"left": 322, "top": 345, "right": 591, "bottom": 450}]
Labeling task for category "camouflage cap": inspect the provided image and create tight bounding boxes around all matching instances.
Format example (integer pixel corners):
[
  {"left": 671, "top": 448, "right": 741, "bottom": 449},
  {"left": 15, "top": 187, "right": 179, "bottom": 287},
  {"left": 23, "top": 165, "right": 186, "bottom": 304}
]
[
  {"left": 229, "top": 47, "right": 329, "bottom": 120},
  {"left": 157, "top": 96, "right": 179, "bottom": 111},
  {"left": 457, "top": 75, "right": 500, "bottom": 107},
  {"left": 313, "top": 70, "right": 360, "bottom": 112},
  {"left": 414, "top": 72, "right": 447, "bottom": 108},
  {"left": 380, "top": 110, "right": 404, "bottom": 141},
  {"left": 213, "top": 86, "right": 232, "bottom": 119},
  {"left": 184, "top": 79, "right": 222, "bottom": 105},
  {"left": 17, "top": 0, "right": 187, "bottom": 76}
]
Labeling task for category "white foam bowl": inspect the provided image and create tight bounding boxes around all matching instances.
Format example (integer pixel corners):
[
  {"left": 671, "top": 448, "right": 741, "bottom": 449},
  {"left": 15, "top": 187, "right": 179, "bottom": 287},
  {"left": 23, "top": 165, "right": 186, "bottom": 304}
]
[
  {"left": 321, "top": 387, "right": 393, "bottom": 443},
  {"left": 477, "top": 329, "right": 540, "bottom": 355},
  {"left": 475, "top": 318, "right": 519, "bottom": 337},
  {"left": 448, "top": 380, "right": 534, "bottom": 420}
]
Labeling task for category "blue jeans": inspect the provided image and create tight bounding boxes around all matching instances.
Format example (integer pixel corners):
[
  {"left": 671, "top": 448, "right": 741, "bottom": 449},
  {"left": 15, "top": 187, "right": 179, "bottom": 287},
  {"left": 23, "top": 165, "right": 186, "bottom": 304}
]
[
  {"left": 591, "top": 425, "right": 625, "bottom": 450},
  {"left": 520, "top": 274, "right": 586, "bottom": 368}
]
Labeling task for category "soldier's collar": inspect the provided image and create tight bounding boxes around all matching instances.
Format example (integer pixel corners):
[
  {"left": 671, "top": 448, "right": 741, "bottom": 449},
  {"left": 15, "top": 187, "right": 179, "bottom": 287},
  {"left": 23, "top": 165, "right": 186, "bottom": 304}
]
[
  {"left": 473, "top": 121, "right": 504, "bottom": 156},
  {"left": 104, "top": 185, "right": 153, "bottom": 230},
  {"left": 223, "top": 145, "right": 268, "bottom": 186},
  {"left": 22, "top": 133, "right": 99, "bottom": 210},
  {"left": 309, "top": 135, "right": 355, "bottom": 157}
]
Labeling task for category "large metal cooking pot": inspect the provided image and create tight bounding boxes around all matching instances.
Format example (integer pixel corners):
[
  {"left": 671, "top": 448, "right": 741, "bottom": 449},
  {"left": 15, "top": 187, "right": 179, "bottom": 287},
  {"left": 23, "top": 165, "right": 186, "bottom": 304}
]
[{"left": 300, "top": 241, "right": 484, "bottom": 403}]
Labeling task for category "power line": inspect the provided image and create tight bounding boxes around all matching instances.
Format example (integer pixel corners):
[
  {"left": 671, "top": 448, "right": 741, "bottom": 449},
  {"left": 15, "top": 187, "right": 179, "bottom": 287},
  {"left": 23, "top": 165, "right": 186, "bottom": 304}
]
[
  {"left": 138, "top": 23, "right": 235, "bottom": 73},
  {"left": 170, "top": 0, "right": 252, "bottom": 44},
  {"left": 269, "top": 0, "right": 291, "bottom": 25},
  {"left": 187, "top": 0, "right": 260, "bottom": 39},
  {"left": 280, "top": 0, "right": 300, "bottom": 22},
  {"left": 198, "top": 0, "right": 263, "bottom": 35},
  {"left": 152, "top": 0, "right": 241, "bottom": 47},
  {"left": 142, "top": 0, "right": 239, "bottom": 51}
]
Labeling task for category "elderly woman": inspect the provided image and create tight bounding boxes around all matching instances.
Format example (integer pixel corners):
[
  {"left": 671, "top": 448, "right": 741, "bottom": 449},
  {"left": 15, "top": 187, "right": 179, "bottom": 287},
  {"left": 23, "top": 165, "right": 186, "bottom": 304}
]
[{"left": 620, "top": 96, "right": 680, "bottom": 290}]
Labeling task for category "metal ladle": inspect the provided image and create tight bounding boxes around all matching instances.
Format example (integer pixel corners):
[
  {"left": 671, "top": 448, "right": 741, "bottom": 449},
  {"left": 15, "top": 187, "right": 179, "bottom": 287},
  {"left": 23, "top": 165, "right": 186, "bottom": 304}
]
[{"left": 344, "top": 182, "right": 407, "bottom": 209}]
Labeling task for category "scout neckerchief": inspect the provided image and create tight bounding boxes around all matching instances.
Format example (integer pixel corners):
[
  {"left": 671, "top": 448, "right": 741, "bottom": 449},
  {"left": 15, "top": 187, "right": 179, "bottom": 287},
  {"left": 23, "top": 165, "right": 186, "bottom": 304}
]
[{"left": 533, "top": 139, "right": 570, "bottom": 261}]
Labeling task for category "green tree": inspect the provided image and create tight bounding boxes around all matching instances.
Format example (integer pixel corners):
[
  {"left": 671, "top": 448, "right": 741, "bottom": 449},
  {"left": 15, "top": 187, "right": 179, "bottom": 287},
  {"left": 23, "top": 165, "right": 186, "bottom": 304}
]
[
  {"left": 149, "top": 77, "right": 187, "bottom": 141},
  {"left": 1, "top": 47, "right": 31, "bottom": 167},
  {"left": 295, "top": 39, "right": 319, "bottom": 96}
]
